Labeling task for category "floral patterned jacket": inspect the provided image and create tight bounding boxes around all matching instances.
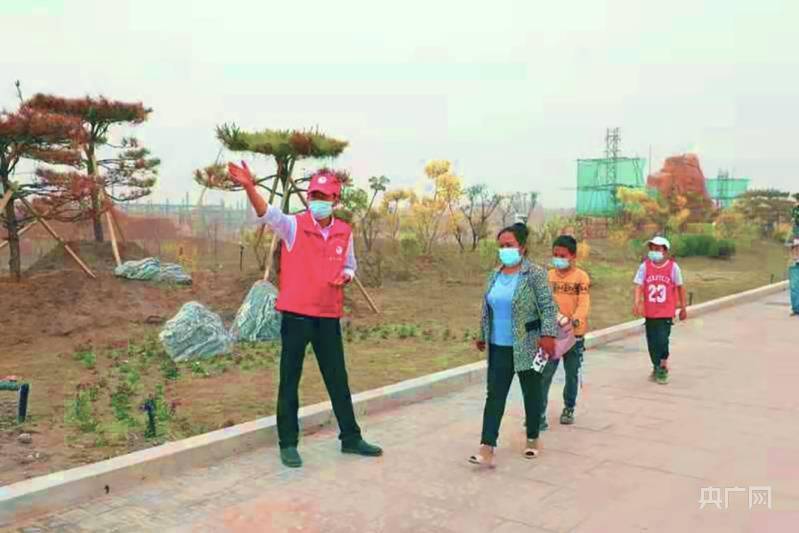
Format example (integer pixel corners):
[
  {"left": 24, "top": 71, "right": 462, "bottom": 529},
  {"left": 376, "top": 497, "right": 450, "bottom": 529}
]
[{"left": 479, "top": 259, "right": 559, "bottom": 372}]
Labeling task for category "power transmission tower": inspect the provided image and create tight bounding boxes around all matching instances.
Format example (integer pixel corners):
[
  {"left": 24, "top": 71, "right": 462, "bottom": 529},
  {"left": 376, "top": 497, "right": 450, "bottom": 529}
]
[
  {"left": 605, "top": 127, "right": 620, "bottom": 181},
  {"left": 720, "top": 169, "right": 731, "bottom": 208},
  {"left": 605, "top": 127, "right": 621, "bottom": 209}
]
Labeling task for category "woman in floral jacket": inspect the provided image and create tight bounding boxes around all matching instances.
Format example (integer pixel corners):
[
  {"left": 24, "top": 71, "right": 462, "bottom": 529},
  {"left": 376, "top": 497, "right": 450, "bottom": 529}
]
[{"left": 469, "top": 223, "right": 559, "bottom": 467}]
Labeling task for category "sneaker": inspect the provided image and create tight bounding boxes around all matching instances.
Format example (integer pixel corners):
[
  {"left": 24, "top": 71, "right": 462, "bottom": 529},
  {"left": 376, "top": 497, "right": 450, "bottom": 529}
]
[
  {"left": 341, "top": 439, "right": 383, "bottom": 457},
  {"left": 656, "top": 368, "right": 669, "bottom": 385},
  {"left": 280, "top": 446, "right": 303, "bottom": 468},
  {"left": 560, "top": 407, "right": 575, "bottom": 425}
]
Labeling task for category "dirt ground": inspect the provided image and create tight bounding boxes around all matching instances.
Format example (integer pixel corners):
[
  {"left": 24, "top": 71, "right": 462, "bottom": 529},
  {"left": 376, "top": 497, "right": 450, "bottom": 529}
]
[
  {"left": 1, "top": 238, "right": 791, "bottom": 486},
  {"left": 0, "top": 241, "right": 488, "bottom": 485}
]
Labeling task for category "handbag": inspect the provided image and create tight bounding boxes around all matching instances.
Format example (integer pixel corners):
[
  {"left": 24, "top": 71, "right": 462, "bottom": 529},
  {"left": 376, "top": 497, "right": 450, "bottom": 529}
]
[
  {"left": 551, "top": 318, "right": 577, "bottom": 361},
  {"left": 519, "top": 267, "right": 576, "bottom": 362}
]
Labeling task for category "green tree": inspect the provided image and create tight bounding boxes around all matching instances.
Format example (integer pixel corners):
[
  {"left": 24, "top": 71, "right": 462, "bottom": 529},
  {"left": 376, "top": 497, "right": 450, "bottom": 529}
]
[
  {"left": 200, "top": 124, "right": 348, "bottom": 214},
  {"left": 732, "top": 189, "right": 794, "bottom": 233},
  {"left": 361, "top": 176, "right": 390, "bottom": 252}
]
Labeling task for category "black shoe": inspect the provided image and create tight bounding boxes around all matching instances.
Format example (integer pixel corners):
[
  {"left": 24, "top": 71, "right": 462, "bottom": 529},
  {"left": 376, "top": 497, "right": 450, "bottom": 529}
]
[
  {"left": 560, "top": 407, "right": 575, "bottom": 425},
  {"left": 342, "top": 439, "right": 383, "bottom": 457},
  {"left": 280, "top": 446, "right": 303, "bottom": 468}
]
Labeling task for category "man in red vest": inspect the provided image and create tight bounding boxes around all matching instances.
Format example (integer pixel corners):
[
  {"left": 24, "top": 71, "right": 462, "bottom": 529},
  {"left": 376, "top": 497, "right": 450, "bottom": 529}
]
[{"left": 229, "top": 161, "right": 383, "bottom": 468}]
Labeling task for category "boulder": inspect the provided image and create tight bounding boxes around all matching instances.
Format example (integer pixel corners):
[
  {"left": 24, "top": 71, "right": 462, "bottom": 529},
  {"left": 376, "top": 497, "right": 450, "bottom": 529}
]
[
  {"left": 114, "top": 257, "right": 192, "bottom": 285},
  {"left": 159, "top": 302, "right": 233, "bottom": 362},
  {"left": 229, "top": 281, "right": 281, "bottom": 342}
]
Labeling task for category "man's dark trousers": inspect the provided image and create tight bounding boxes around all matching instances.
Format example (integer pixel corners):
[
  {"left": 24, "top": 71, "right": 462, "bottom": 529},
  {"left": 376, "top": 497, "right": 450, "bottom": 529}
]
[{"left": 277, "top": 312, "right": 362, "bottom": 449}]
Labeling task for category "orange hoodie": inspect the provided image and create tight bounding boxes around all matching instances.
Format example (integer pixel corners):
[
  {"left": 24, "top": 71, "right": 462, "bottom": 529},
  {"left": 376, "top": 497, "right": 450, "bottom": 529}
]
[{"left": 548, "top": 267, "right": 591, "bottom": 337}]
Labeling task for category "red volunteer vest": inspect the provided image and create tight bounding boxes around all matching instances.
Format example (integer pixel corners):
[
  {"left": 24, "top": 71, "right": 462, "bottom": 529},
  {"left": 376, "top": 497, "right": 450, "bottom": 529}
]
[
  {"left": 275, "top": 212, "right": 351, "bottom": 318},
  {"left": 642, "top": 259, "right": 678, "bottom": 319}
]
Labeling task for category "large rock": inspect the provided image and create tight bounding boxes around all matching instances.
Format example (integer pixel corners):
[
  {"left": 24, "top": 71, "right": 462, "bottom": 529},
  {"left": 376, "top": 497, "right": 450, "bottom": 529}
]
[
  {"left": 114, "top": 257, "right": 192, "bottom": 285},
  {"left": 159, "top": 302, "right": 233, "bottom": 361},
  {"left": 229, "top": 281, "right": 281, "bottom": 342}
]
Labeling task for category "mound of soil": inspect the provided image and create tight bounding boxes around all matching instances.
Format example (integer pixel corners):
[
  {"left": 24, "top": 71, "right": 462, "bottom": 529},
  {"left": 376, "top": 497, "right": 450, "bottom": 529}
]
[
  {"left": 27, "top": 241, "right": 148, "bottom": 274},
  {"left": 3, "top": 267, "right": 258, "bottom": 353}
]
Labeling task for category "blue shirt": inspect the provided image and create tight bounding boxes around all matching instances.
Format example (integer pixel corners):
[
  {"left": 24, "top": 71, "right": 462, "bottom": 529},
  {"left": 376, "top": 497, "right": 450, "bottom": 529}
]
[{"left": 487, "top": 272, "right": 519, "bottom": 347}]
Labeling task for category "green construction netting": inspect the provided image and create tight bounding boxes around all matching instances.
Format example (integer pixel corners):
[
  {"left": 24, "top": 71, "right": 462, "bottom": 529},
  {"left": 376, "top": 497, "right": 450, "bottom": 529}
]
[
  {"left": 576, "top": 158, "right": 645, "bottom": 216},
  {"left": 706, "top": 178, "right": 749, "bottom": 208}
]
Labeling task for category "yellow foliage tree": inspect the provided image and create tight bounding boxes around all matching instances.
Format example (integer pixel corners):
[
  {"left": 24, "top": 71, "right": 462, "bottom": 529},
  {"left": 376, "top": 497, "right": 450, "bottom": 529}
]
[
  {"left": 576, "top": 241, "right": 591, "bottom": 261},
  {"left": 713, "top": 210, "right": 745, "bottom": 239},
  {"left": 616, "top": 187, "right": 671, "bottom": 233},
  {"left": 411, "top": 160, "right": 462, "bottom": 254}
]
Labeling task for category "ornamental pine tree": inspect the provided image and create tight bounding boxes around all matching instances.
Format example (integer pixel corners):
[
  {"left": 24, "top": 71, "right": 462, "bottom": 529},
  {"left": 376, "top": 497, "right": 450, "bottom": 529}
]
[
  {"left": 195, "top": 124, "right": 348, "bottom": 214},
  {"left": 1, "top": 103, "right": 88, "bottom": 280},
  {"left": 24, "top": 94, "right": 159, "bottom": 242}
]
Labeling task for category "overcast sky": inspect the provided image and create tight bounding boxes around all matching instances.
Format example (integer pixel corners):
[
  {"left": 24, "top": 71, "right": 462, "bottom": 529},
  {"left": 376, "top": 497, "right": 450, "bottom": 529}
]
[{"left": 3, "top": 0, "right": 797, "bottom": 208}]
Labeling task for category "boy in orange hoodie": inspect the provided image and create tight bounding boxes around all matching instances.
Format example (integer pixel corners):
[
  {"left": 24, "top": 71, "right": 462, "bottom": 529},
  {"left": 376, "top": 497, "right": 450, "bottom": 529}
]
[{"left": 539, "top": 235, "right": 591, "bottom": 429}]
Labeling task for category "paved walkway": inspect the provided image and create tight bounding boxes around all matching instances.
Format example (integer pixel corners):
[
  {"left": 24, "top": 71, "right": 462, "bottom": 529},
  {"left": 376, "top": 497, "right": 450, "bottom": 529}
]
[{"left": 13, "top": 293, "right": 799, "bottom": 532}]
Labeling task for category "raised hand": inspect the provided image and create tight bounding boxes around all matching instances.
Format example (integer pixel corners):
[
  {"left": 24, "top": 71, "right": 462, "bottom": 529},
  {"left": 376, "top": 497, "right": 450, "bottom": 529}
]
[{"left": 227, "top": 161, "right": 255, "bottom": 188}]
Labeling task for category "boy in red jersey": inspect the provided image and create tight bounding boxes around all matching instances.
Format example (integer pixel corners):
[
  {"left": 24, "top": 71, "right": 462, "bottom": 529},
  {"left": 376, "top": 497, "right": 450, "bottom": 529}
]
[{"left": 633, "top": 236, "right": 688, "bottom": 385}]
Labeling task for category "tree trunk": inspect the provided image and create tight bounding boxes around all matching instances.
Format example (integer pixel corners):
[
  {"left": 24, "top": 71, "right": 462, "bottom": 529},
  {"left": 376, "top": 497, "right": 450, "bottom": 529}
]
[
  {"left": 3, "top": 194, "right": 22, "bottom": 281},
  {"left": 86, "top": 150, "right": 105, "bottom": 242},
  {"left": 363, "top": 226, "right": 372, "bottom": 252},
  {"left": 90, "top": 189, "right": 104, "bottom": 242}
]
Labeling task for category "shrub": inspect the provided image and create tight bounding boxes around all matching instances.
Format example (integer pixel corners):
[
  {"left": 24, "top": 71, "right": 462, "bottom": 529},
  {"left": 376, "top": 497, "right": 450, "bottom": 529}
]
[
  {"left": 669, "top": 236, "right": 688, "bottom": 257},
  {"left": 714, "top": 239, "right": 737, "bottom": 258},
  {"left": 76, "top": 350, "right": 96, "bottom": 370},
  {"left": 628, "top": 238, "right": 646, "bottom": 260},
  {"left": 400, "top": 235, "right": 421, "bottom": 259},
  {"left": 110, "top": 382, "right": 136, "bottom": 424},
  {"left": 668, "top": 234, "right": 736, "bottom": 259},
  {"left": 686, "top": 223, "right": 714, "bottom": 235},
  {"left": 692, "top": 235, "right": 715, "bottom": 256},
  {"left": 478, "top": 238, "right": 498, "bottom": 269},
  {"left": 773, "top": 223, "right": 793, "bottom": 244},
  {"left": 65, "top": 388, "right": 98, "bottom": 433}
]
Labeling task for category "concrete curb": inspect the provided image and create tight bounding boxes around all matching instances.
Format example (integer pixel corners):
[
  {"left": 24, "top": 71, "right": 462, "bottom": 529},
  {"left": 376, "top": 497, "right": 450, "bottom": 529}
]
[
  {"left": 0, "top": 281, "right": 788, "bottom": 525},
  {"left": 583, "top": 281, "right": 789, "bottom": 350}
]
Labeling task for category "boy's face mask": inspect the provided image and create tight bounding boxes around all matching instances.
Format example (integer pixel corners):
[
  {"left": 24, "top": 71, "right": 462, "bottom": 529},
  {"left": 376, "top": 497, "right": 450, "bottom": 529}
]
[
  {"left": 551, "top": 257, "right": 570, "bottom": 270},
  {"left": 648, "top": 250, "right": 665, "bottom": 263}
]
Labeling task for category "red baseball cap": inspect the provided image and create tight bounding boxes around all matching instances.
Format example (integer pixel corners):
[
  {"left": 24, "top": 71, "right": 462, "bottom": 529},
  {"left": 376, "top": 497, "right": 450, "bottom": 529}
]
[{"left": 307, "top": 170, "right": 342, "bottom": 198}]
